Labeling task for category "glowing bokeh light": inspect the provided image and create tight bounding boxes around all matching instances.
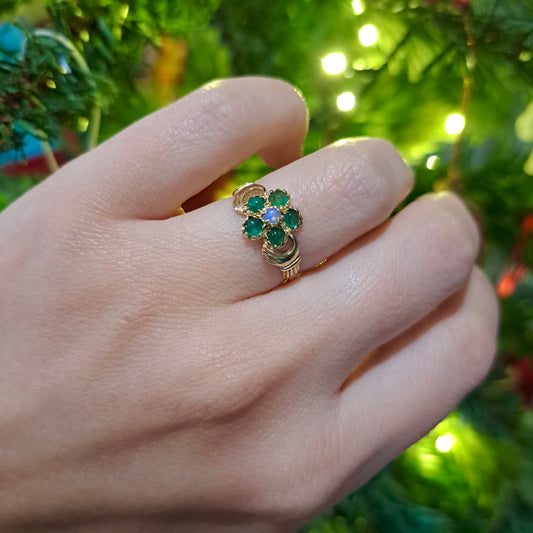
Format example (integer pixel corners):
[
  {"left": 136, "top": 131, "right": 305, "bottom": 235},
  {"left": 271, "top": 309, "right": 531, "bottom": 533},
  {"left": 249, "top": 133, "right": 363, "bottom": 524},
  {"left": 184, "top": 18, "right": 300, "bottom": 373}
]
[
  {"left": 426, "top": 155, "right": 439, "bottom": 169},
  {"left": 359, "top": 24, "right": 378, "bottom": 47},
  {"left": 336, "top": 91, "right": 356, "bottom": 111},
  {"left": 352, "top": 0, "right": 365, "bottom": 15},
  {"left": 445, "top": 113, "right": 465, "bottom": 135},
  {"left": 322, "top": 52, "right": 347, "bottom": 74},
  {"left": 77, "top": 117, "right": 89, "bottom": 132},
  {"left": 435, "top": 433, "right": 456, "bottom": 453}
]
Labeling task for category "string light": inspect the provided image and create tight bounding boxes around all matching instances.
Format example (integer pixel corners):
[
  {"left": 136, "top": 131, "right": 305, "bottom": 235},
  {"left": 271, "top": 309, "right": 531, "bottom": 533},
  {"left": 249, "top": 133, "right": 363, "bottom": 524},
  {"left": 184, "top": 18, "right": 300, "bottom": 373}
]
[
  {"left": 119, "top": 3, "right": 129, "bottom": 19},
  {"left": 352, "top": 0, "right": 365, "bottom": 15},
  {"left": 78, "top": 117, "right": 89, "bottom": 132},
  {"left": 435, "top": 433, "right": 457, "bottom": 453},
  {"left": 445, "top": 113, "right": 465, "bottom": 135},
  {"left": 322, "top": 52, "right": 347, "bottom": 74},
  {"left": 359, "top": 24, "right": 378, "bottom": 47},
  {"left": 426, "top": 155, "right": 439, "bottom": 169},
  {"left": 337, "top": 91, "right": 356, "bottom": 111}
]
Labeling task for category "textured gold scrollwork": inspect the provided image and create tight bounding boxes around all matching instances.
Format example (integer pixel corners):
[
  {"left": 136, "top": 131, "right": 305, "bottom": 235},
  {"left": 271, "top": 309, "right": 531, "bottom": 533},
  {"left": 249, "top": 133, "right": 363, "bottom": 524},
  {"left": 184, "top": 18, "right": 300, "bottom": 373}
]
[{"left": 232, "top": 182, "right": 267, "bottom": 215}]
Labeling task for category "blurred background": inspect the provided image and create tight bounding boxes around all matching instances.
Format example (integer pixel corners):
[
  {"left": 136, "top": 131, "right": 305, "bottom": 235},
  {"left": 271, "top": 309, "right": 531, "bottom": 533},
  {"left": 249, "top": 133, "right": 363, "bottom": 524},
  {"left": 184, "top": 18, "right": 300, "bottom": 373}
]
[{"left": 1, "top": 0, "right": 533, "bottom": 531}]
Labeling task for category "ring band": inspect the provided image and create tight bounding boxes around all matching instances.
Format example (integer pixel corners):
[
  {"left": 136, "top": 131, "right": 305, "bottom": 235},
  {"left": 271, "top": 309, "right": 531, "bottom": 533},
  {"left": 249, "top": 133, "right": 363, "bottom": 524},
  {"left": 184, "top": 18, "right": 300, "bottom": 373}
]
[{"left": 233, "top": 182, "right": 303, "bottom": 282}]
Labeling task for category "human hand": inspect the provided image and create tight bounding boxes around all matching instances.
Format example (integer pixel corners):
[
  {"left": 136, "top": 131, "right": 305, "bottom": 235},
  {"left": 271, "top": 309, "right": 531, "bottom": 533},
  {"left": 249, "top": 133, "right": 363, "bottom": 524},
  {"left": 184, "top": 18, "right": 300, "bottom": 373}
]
[{"left": 0, "top": 77, "right": 499, "bottom": 533}]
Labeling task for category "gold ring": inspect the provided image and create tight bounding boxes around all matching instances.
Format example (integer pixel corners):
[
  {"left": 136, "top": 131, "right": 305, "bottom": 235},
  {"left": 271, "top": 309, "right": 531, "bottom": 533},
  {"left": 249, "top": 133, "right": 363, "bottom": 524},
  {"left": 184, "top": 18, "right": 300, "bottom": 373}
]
[{"left": 233, "top": 182, "right": 303, "bottom": 283}]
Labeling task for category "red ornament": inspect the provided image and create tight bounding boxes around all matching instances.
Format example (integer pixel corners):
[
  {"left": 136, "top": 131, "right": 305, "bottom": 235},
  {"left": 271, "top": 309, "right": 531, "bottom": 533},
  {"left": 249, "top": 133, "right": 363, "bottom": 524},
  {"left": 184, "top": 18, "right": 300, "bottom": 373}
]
[
  {"left": 497, "top": 215, "right": 533, "bottom": 298},
  {"left": 522, "top": 214, "right": 533, "bottom": 232},
  {"left": 497, "top": 264, "right": 529, "bottom": 298}
]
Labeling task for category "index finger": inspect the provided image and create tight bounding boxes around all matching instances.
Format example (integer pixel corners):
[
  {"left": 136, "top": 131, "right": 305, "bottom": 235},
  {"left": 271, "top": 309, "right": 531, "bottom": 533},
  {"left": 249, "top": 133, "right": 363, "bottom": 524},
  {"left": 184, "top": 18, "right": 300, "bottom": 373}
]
[{"left": 55, "top": 77, "right": 308, "bottom": 219}]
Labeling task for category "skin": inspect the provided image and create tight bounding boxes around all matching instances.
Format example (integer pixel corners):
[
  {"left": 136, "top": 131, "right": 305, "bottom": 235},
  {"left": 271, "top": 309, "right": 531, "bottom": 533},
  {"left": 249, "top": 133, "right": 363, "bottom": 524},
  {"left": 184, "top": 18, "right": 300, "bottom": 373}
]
[{"left": 0, "top": 77, "right": 499, "bottom": 533}]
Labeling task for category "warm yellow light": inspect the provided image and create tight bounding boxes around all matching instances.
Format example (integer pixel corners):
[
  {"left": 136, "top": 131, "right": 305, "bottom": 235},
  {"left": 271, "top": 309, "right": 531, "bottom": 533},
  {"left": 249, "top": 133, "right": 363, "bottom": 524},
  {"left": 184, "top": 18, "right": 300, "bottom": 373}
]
[
  {"left": 336, "top": 92, "right": 356, "bottom": 111},
  {"left": 119, "top": 3, "right": 129, "bottom": 19},
  {"left": 435, "top": 433, "right": 456, "bottom": 453},
  {"left": 445, "top": 113, "right": 465, "bottom": 135},
  {"left": 352, "top": 0, "right": 365, "bottom": 15},
  {"left": 78, "top": 117, "right": 89, "bottom": 132},
  {"left": 359, "top": 24, "right": 378, "bottom": 47},
  {"left": 426, "top": 155, "right": 439, "bottom": 169},
  {"left": 322, "top": 52, "right": 347, "bottom": 74}
]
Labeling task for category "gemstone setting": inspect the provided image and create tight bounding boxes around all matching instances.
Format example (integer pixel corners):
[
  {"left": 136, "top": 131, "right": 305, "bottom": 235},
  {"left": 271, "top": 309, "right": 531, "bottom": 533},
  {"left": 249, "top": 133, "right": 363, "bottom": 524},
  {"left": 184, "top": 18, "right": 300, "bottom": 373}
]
[
  {"left": 237, "top": 186, "right": 301, "bottom": 250},
  {"left": 283, "top": 208, "right": 302, "bottom": 230},
  {"left": 266, "top": 227, "right": 286, "bottom": 248},
  {"left": 269, "top": 189, "right": 289, "bottom": 208},
  {"left": 247, "top": 195, "right": 266, "bottom": 213},
  {"left": 262, "top": 207, "right": 281, "bottom": 225},
  {"left": 243, "top": 217, "right": 264, "bottom": 238}
]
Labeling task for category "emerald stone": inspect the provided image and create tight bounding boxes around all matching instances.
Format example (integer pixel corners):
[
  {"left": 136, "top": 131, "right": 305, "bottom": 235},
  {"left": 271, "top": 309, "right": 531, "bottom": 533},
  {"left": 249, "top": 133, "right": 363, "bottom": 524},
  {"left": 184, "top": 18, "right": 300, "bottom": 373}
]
[
  {"left": 269, "top": 189, "right": 289, "bottom": 208},
  {"left": 266, "top": 227, "right": 285, "bottom": 247},
  {"left": 243, "top": 217, "right": 264, "bottom": 238},
  {"left": 283, "top": 208, "right": 301, "bottom": 230},
  {"left": 247, "top": 195, "right": 265, "bottom": 213}
]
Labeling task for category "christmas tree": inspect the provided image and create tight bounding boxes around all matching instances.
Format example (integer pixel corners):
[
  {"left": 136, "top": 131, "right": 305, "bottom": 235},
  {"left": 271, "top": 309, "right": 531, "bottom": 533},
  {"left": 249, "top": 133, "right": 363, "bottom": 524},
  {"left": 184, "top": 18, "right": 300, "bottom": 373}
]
[{"left": 1, "top": 1, "right": 533, "bottom": 531}]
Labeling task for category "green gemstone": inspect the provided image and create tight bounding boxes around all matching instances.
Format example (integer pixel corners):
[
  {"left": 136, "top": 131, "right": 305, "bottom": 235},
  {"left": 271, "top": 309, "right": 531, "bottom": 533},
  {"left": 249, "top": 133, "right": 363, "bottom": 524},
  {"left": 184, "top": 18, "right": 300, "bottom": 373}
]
[
  {"left": 247, "top": 195, "right": 265, "bottom": 213},
  {"left": 243, "top": 217, "right": 264, "bottom": 238},
  {"left": 269, "top": 189, "right": 289, "bottom": 208},
  {"left": 283, "top": 208, "right": 301, "bottom": 230},
  {"left": 266, "top": 227, "right": 286, "bottom": 247}
]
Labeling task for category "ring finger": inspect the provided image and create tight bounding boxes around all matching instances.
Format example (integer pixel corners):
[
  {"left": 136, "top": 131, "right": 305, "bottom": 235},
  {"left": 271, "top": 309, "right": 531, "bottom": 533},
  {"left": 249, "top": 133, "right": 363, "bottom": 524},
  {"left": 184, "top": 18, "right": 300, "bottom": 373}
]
[{"left": 165, "top": 137, "right": 413, "bottom": 301}]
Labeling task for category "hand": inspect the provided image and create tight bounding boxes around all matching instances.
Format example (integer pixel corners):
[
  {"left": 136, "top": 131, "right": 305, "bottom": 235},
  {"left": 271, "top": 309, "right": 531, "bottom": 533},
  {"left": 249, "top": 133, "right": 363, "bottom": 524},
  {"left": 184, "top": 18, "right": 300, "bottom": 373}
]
[{"left": 0, "top": 77, "right": 499, "bottom": 533}]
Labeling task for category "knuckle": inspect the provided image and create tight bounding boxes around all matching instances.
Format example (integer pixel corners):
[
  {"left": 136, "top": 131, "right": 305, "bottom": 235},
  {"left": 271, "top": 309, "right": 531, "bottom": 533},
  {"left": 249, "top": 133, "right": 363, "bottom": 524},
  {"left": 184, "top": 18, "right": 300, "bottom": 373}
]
[
  {"left": 472, "top": 266, "right": 500, "bottom": 332},
  {"left": 208, "top": 77, "right": 305, "bottom": 115},
  {"left": 180, "top": 82, "right": 242, "bottom": 143},
  {"left": 319, "top": 143, "right": 395, "bottom": 218},
  {"left": 456, "top": 313, "right": 498, "bottom": 389},
  {"left": 424, "top": 194, "right": 480, "bottom": 283},
  {"left": 359, "top": 137, "right": 412, "bottom": 187},
  {"left": 158, "top": 76, "right": 308, "bottom": 169},
  {"left": 182, "top": 77, "right": 305, "bottom": 147}
]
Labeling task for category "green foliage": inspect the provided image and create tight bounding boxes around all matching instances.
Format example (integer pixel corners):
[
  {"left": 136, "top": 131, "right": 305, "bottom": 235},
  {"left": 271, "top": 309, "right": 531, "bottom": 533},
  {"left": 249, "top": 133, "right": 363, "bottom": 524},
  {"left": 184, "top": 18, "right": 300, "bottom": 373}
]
[
  {"left": 0, "top": 172, "right": 40, "bottom": 209},
  {"left": 0, "top": 0, "right": 24, "bottom": 16},
  {"left": 0, "top": 0, "right": 222, "bottom": 153},
  {"left": 0, "top": 29, "right": 94, "bottom": 153}
]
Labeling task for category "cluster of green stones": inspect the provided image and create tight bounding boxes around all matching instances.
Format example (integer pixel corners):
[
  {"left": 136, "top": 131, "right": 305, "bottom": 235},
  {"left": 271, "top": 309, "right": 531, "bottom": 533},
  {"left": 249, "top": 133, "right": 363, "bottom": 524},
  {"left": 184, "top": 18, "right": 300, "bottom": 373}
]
[{"left": 242, "top": 188, "right": 302, "bottom": 248}]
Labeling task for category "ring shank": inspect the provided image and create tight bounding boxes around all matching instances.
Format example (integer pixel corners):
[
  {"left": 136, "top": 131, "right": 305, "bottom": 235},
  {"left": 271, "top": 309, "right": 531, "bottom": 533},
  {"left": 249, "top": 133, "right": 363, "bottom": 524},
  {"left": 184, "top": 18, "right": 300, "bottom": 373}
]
[{"left": 262, "top": 234, "right": 301, "bottom": 282}]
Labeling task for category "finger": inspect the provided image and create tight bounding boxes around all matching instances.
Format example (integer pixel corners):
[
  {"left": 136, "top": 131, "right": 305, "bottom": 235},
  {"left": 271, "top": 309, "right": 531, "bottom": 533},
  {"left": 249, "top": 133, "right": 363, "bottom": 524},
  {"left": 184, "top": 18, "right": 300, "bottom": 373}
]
[
  {"left": 53, "top": 77, "right": 308, "bottom": 218},
  {"left": 165, "top": 137, "right": 413, "bottom": 301},
  {"left": 331, "top": 266, "right": 498, "bottom": 493},
  {"left": 253, "top": 191, "right": 480, "bottom": 387}
]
